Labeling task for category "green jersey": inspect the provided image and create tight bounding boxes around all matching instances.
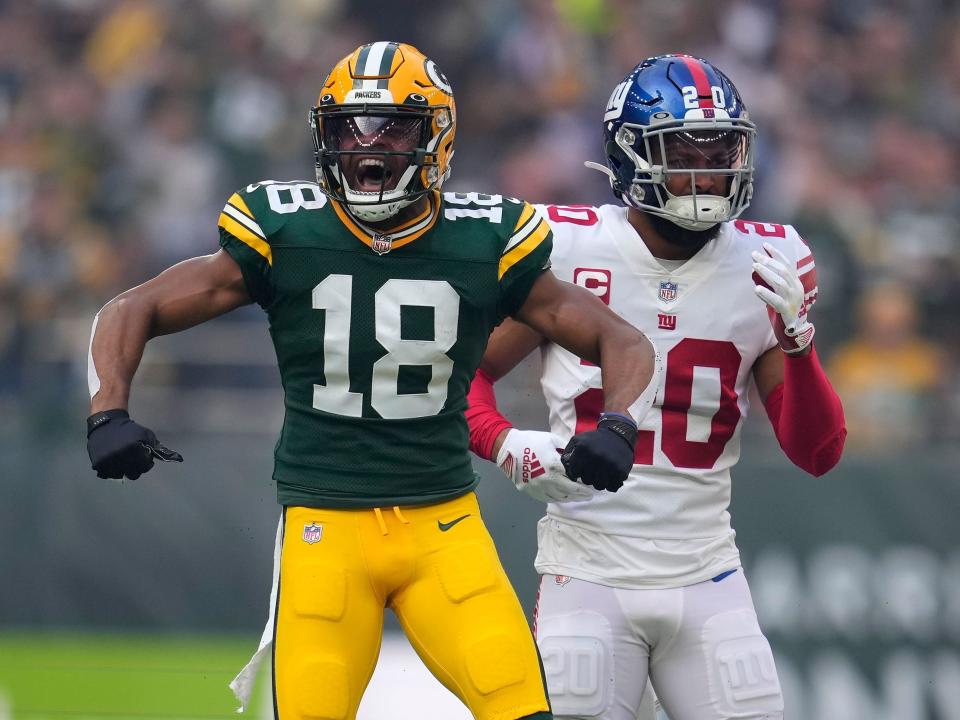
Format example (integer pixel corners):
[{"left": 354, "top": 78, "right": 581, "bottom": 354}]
[{"left": 218, "top": 182, "right": 552, "bottom": 508}]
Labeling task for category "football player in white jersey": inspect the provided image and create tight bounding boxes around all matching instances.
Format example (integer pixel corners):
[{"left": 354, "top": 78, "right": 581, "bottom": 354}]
[{"left": 467, "top": 55, "right": 847, "bottom": 720}]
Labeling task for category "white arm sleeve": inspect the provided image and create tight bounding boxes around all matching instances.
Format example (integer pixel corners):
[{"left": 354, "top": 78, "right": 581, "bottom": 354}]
[{"left": 87, "top": 312, "right": 101, "bottom": 399}]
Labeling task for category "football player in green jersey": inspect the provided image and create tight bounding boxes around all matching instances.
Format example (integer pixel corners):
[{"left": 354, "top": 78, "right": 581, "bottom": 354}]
[{"left": 86, "top": 42, "right": 659, "bottom": 720}]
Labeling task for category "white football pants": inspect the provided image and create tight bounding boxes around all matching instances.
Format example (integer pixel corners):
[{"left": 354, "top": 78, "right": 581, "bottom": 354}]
[{"left": 534, "top": 569, "right": 784, "bottom": 720}]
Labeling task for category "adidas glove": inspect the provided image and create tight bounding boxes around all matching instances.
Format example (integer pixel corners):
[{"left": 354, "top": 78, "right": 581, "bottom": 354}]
[{"left": 496, "top": 429, "right": 595, "bottom": 503}]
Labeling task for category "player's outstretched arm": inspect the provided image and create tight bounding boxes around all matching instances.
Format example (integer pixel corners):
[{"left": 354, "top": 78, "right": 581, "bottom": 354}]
[
  {"left": 513, "top": 270, "right": 661, "bottom": 492},
  {"left": 87, "top": 250, "right": 251, "bottom": 480}
]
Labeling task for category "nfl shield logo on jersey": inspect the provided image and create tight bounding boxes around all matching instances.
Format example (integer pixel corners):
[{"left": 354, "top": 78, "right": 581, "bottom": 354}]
[
  {"left": 658, "top": 280, "right": 678, "bottom": 303},
  {"left": 371, "top": 234, "right": 393, "bottom": 255},
  {"left": 302, "top": 522, "right": 323, "bottom": 544}
]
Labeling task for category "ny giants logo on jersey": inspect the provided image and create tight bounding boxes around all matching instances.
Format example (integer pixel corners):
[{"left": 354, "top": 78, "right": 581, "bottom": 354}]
[
  {"left": 573, "top": 268, "right": 611, "bottom": 305},
  {"left": 658, "top": 313, "right": 677, "bottom": 331},
  {"left": 302, "top": 522, "right": 323, "bottom": 544}
]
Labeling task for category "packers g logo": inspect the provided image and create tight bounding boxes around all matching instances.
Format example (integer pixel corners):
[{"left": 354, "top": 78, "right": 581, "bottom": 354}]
[{"left": 424, "top": 59, "right": 453, "bottom": 95}]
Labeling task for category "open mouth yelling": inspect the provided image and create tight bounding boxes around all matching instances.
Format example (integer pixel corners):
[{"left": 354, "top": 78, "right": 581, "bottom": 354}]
[{"left": 352, "top": 157, "right": 395, "bottom": 193}]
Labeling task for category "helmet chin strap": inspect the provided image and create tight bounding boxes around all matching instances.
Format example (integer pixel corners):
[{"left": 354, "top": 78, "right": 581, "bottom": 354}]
[{"left": 347, "top": 201, "right": 406, "bottom": 223}]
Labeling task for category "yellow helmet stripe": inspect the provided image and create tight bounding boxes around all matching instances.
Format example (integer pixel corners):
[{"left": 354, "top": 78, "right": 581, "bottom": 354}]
[
  {"left": 499, "top": 217, "right": 549, "bottom": 280},
  {"left": 355, "top": 42, "right": 398, "bottom": 89},
  {"left": 219, "top": 213, "right": 272, "bottom": 265}
]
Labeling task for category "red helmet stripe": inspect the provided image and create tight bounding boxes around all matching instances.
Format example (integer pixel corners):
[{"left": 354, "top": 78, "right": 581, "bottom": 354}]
[{"left": 679, "top": 55, "right": 714, "bottom": 109}]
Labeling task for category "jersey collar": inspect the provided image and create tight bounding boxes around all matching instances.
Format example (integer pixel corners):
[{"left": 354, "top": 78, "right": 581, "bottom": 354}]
[
  {"left": 608, "top": 206, "right": 730, "bottom": 279},
  {"left": 331, "top": 191, "right": 440, "bottom": 252}
]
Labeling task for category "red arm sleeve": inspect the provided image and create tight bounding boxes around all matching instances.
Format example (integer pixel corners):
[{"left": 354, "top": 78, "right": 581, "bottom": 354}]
[
  {"left": 466, "top": 369, "right": 513, "bottom": 461},
  {"left": 763, "top": 345, "right": 846, "bottom": 477}
]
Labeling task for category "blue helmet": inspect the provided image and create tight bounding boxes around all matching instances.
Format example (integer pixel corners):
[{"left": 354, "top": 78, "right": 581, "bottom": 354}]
[{"left": 590, "top": 54, "right": 756, "bottom": 230}]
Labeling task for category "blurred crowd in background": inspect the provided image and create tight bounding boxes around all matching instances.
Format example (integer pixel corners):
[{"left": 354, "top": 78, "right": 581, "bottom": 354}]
[{"left": 1, "top": 0, "right": 958, "bottom": 453}]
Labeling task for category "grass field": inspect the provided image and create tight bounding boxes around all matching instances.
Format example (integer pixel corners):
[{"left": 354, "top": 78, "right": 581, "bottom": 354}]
[
  {"left": 0, "top": 632, "right": 267, "bottom": 720},
  {"left": 0, "top": 632, "right": 474, "bottom": 720}
]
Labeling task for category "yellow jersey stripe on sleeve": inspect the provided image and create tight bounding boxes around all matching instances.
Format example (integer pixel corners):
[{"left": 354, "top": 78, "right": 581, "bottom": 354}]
[
  {"left": 228, "top": 193, "right": 256, "bottom": 220},
  {"left": 498, "top": 218, "right": 549, "bottom": 280},
  {"left": 512, "top": 202, "right": 536, "bottom": 234},
  {"left": 219, "top": 213, "right": 273, "bottom": 265},
  {"left": 503, "top": 205, "right": 542, "bottom": 256},
  {"left": 222, "top": 203, "right": 267, "bottom": 240}
]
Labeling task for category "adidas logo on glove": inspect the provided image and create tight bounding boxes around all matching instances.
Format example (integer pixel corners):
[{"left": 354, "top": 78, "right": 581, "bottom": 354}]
[
  {"left": 495, "top": 429, "right": 597, "bottom": 503},
  {"left": 521, "top": 447, "right": 546, "bottom": 483},
  {"left": 497, "top": 446, "right": 546, "bottom": 483}
]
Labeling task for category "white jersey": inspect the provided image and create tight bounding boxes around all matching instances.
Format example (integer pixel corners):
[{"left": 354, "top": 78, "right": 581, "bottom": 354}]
[{"left": 532, "top": 203, "right": 815, "bottom": 589}]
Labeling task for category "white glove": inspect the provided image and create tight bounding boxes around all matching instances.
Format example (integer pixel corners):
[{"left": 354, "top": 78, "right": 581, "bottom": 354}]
[
  {"left": 496, "top": 429, "right": 596, "bottom": 503},
  {"left": 752, "top": 242, "right": 816, "bottom": 354}
]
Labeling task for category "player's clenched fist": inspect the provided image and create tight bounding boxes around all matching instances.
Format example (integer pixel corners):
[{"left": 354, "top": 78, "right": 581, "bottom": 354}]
[
  {"left": 497, "top": 429, "right": 596, "bottom": 503},
  {"left": 87, "top": 409, "right": 182, "bottom": 480},
  {"left": 561, "top": 412, "right": 637, "bottom": 492}
]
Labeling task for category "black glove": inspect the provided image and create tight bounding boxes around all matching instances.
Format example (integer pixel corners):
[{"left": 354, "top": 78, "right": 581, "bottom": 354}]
[
  {"left": 560, "top": 412, "right": 637, "bottom": 492},
  {"left": 86, "top": 409, "right": 183, "bottom": 480}
]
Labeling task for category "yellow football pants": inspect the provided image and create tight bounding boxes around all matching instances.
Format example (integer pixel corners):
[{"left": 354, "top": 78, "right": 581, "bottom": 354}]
[{"left": 274, "top": 492, "right": 551, "bottom": 720}]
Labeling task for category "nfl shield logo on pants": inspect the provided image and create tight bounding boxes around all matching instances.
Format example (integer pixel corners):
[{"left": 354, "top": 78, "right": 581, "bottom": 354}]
[
  {"left": 302, "top": 522, "right": 323, "bottom": 544},
  {"left": 371, "top": 234, "right": 393, "bottom": 255},
  {"left": 658, "top": 280, "right": 678, "bottom": 303}
]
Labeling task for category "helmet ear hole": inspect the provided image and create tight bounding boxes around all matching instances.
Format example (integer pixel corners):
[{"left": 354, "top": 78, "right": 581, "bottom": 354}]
[{"left": 606, "top": 144, "right": 622, "bottom": 172}]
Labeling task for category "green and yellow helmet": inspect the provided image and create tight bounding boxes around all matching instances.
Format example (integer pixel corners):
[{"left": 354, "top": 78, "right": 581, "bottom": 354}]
[{"left": 310, "top": 41, "right": 457, "bottom": 222}]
